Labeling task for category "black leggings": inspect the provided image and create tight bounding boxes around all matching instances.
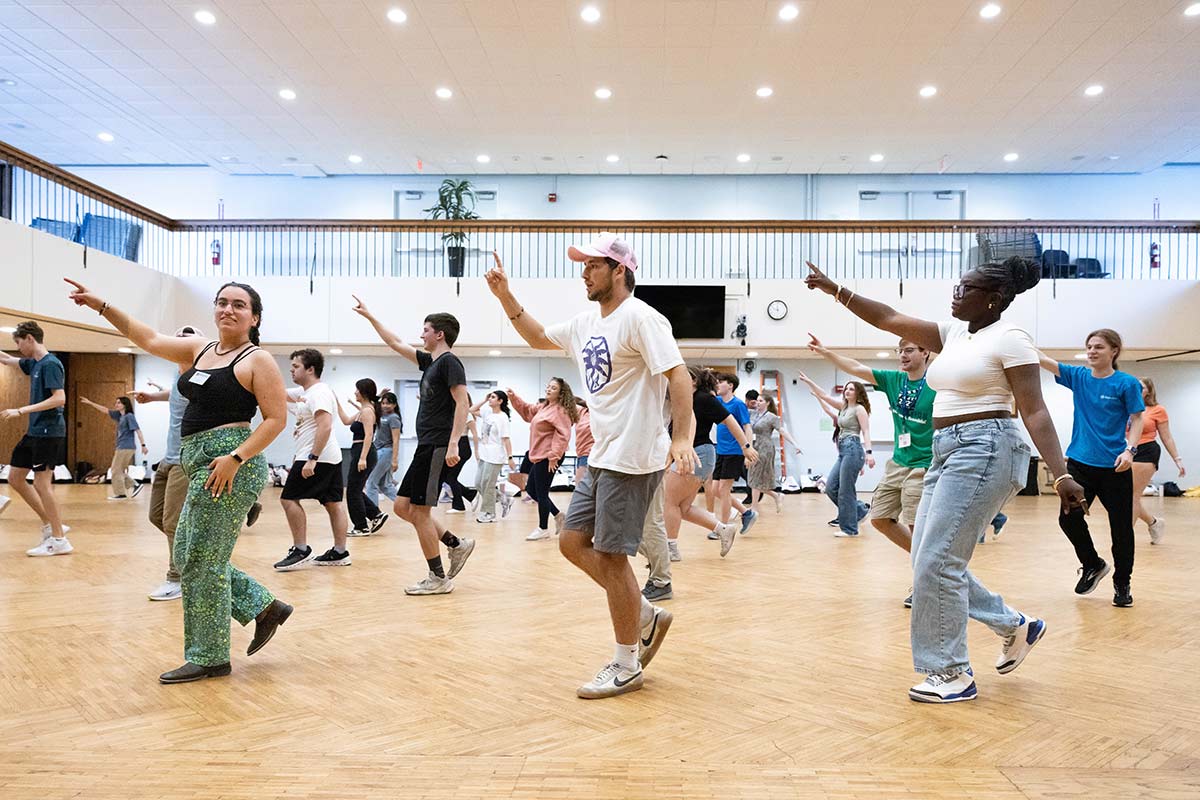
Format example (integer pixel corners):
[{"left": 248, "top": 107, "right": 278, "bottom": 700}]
[
  {"left": 1058, "top": 459, "right": 1135, "bottom": 583},
  {"left": 527, "top": 458, "right": 560, "bottom": 530},
  {"left": 444, "top": 436, "right": 476, "bottom": 511},
  {"left": 347, "top": 442, "right": 381, "bottom": 529}
]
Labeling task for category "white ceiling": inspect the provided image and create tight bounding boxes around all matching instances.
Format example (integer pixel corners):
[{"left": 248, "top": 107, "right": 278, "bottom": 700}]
[{"left": 1, "top": 0, "right": 1199, "bottom": 176}]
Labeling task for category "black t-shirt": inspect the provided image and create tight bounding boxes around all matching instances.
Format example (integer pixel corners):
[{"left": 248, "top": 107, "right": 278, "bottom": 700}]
[
  {"left": 415, "top": 350, "right": 467, "bottom": 445},
  {"left": 693, "top": 390, "right": 731, "bottom": 448}
]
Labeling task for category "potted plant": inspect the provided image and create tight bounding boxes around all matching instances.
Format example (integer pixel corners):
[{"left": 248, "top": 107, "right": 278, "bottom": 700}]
[{"left": 424, "top": 178, "right": 479, "bottom": 277}]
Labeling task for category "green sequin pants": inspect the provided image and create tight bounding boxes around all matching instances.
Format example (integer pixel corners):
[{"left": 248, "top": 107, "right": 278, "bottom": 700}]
[{"left": 176, "top": 427, "right": 273, "bottom": 666}]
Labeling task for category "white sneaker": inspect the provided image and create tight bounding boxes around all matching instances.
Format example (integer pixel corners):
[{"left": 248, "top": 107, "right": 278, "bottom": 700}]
[
  {"left": 577, "top": 661, "right": 643, "bottom": 699},
  {"left": 639, "top": 607, "right": 673, "bottom": 668},
  {"left": 447, "top": 537, "right": 475, "bottom": 578},
  {"left": 475, "top": 513, "right": 496, "bottom": 523},
  {"left": 41, "top": 522, "right": 70, "bottom": 538},
  {"left": 500, "top": 491, "right": 513, "bottom": 518},
  {"left": 107, "top": 495, "right": 127, "bottom": 501},
  {"left": 446, "top": 508, "right": 464, "bottom": 515},
  {"left": 909, "top": 668, "right": 977, "bottom": 703},
  {"left": 995, "top": 615, "right": 1046, "bottom": 675},
  {"left": 667, "top": 541, "right": 682, "bottom": 562},
  {"left": 148, "top": 581, "right": 182, "bottom": 601},
  {"left": 27, "top": 537, "right": 73, "bottom": 557},
  {"left": 404, "top": 572, "right": 454, "bottom": 595},
  {"left": 554, "top": 510, "right": 566, "bottom": 534},
  {"left": 716, "top": 521, "right": 738, "bottom": 557},
  {"left": 526, "top": 528, "right": 552, "bottom": 541},
  {"left": 0, "top": 494, "right": 10, "bottom": 516},
  {"left": 469, "top": 492, "right": 483, "bottom": 514},
  {"left": 1149, "top": 517, "right": 1166, "bottom": 545}
]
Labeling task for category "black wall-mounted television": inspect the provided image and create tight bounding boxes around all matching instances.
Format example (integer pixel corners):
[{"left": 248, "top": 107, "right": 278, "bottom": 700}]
[{"left": 634, "top": 285, "right": 725, "bottom": 339}]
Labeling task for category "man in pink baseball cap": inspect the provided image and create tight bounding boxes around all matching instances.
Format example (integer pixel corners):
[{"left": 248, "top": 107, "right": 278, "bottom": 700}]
[{"left": 567, "top": 232, "right": 639, "bottom": 274}]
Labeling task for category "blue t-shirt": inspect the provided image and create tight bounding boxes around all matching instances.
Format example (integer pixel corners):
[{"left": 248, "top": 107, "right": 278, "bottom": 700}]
[
  {"left": 19, "top": 354, "right": 66, "bottom": 438},
  {"left": 162, "top": 387, "right": 188, "bottom": 465},
  {"left": 109, "top": 409, "right": 141, "bottom": 450},
  {"left": 1055, "top": 363, "right": 1145, "bottom": 468},
  {"left": 715, "top": 396, "right": 751, "bottom": 456}
]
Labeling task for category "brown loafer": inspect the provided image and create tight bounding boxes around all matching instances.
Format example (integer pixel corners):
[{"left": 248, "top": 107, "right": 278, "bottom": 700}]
[
  {"left": 247, "top": 599, "right": 293, "bottom": 656},
  {"left": 159, "top": 662, "right": 231, "bottom": 684}
]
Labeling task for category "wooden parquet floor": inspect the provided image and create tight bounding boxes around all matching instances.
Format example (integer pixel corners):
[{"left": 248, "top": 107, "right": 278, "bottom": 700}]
[{"left": 1, "top": 486, "right": 1198, "bottom": 799}]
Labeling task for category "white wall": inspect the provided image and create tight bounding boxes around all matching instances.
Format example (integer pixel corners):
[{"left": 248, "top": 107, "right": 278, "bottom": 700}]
[{"left": 62, "top": 165, "right": 1200, "bottom": 221}]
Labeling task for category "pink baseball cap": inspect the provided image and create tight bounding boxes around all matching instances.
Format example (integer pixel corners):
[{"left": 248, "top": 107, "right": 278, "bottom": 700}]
[{"left": 567, "top": 232, "right": 639, "bottom": 271}]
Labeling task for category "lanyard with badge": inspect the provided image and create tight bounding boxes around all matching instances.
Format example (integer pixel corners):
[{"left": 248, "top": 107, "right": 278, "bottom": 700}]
[{"left": 895, "top": 375, "right": 926, "bottom": 449}]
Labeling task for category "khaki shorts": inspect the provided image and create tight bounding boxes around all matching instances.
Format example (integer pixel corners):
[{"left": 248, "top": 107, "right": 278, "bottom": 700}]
[{"left": 869, "top": 459, "right": 926, "bottom": 527}]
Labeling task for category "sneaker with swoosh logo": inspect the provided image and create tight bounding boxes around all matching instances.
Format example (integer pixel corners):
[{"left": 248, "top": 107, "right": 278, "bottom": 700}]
[
  {"left": 577, "top": 661, "right": 643, "bottom": 699},
  {"left": 639, "top": 607, "right": 673, "bottom": 667}
]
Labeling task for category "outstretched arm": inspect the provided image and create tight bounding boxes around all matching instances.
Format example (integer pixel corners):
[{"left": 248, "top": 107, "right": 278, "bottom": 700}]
[
  {"left": 812, "top": 391, "right": 841, "bottom": 421},
  {"left": 0, "top": 352, "right": 20, "bottom": 367},
  {"left": 351, "top": 295, "right": 419, "bottom": 365},
  {"left": 80, "top": 397, "right": 110, "bottom": 415},
  {"left": 66, "top": 279, "right": 204, "bottom": 366},
  {"left": 807, "top": 333, "right": 875, "bottom": 384},
  {"left": 797, "top": 371, "right": 843, "bottom": 409},
  {"left": 1037, "top": 352, "right": 1061, "bottom": 377},
  {"left": 485, "top": 252, "right": 561, "bottom": 351},
  {"left": 804, "top": 262, "right": 942, "bottom": 352}
]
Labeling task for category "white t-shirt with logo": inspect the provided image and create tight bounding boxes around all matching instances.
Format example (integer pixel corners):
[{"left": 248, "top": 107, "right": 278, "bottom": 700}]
[
  {"left": 476, "top": 406, "right": 511, "bottom": 465},
  {"left": 545, "top": 296, "right": 683, "bottom": 474},
  {"left": 288, "top": 383, "right": 342, "bottom": 464}
]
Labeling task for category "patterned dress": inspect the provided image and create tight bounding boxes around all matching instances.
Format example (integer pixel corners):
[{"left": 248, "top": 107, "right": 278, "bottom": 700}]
[{"left": 748, "top": 411, "right": 783, "bottom": 490}]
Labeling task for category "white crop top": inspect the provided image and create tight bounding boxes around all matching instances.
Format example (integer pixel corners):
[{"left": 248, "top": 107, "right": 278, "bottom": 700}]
[{"left": 926, "top": 319, "right": 1039, "bottom": 417}]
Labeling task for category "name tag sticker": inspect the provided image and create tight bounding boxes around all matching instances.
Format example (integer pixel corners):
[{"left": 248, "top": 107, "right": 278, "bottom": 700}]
[
  {"left": 189, "top": 371, "right": 211, "bottom": 385},
  {"left": 898, "top": 433, "right": 912, "bottom": 449}
]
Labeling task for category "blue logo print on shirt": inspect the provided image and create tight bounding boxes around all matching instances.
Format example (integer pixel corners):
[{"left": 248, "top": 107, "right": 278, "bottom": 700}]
[{"left": 582, "top": 336, "right": 612, "bottom": 393}]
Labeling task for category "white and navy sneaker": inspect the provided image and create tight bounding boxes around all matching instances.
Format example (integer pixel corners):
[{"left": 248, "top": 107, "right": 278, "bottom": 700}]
[
  {"left": 27, "top": 537, "right": 74, "bottom": 557},
  {"left": 273, "top": 546, "right": 314, "bottom": 571},
  {"left": 577, "top": 661, "right": 643, "bottom": 699},
  {"left": 909, "top": 668, "right": 977, "bottom": 703},
  {"left": 996, "top": 615, "right": 1046, "bottom": 675},
  {"left": 447, "top": 537, "right": 475, "bottom": 578},
  {"left": 346, "top": 527, "right": 372, "bottom": 537},
  {"left": 369, "top": 513, "right": 389, "bottom": 533},
  {"left": 313, "top": 547, "right": 352, "bottom": 566},
  {"left": 638, "top": 607, "right": 673, "bottom": 667},
  {"left": 405, "top": 572, "right": 453, "bottom": 595},
  {"left": 740, "top": 509, "right": 759, "bottom": 534}
]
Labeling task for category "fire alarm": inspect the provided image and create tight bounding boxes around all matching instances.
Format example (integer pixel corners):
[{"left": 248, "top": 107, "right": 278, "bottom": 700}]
[{"left": 547, "top": 192, "right": 557, "bottom": 202}]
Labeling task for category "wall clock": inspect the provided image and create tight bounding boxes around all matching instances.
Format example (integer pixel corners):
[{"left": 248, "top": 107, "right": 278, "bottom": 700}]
[{"left": 767, "top": 299, "right": 788, "bottom": 321}]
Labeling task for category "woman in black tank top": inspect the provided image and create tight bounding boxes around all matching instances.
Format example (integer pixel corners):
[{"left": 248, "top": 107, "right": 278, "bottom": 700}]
[
  {"left": 335, "top": 378, "right": 386, "bottom": 535},
  {"left": 67, "top": 278, "right": 293, "bottom": 685}
]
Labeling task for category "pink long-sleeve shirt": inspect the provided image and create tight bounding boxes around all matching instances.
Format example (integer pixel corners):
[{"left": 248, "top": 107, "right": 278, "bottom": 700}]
[
  {"left": 510, "top": 393, "right": 572, "bottom": 463},
  {"left": 574, "top": 408, "right": 594, "bottom": 457}
]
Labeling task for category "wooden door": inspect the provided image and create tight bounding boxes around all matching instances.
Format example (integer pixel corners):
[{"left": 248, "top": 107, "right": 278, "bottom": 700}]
[
  {"left": 66, "top": 354, "right": 134, "bottom": 473},
  {"left": 0, "top": 358, "right": 31, "bottom": 461}
]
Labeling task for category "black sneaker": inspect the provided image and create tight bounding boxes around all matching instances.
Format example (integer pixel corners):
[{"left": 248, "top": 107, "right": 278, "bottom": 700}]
[
  {"left": 827, "top": 518, "right": 839, "bottom": 527},
  {"left": 130, "top": 482, "right": 144, "bottom": 498},
  {"left": 1074, "top": 559, "right": 1111, "bottom": 595},
  {"left": 273, "top": 545, "right": 314, "bottom": 571},
  {"left": 369, "top": 513, "right": 388, "bottom": 533},
  {"left": 1112, "top": 582, "right": 1133, "bottom": 607},
  {"left": 246, "top": 502, "right": 263, "bottom": 527},
  {"left": 314, "top": 547, "right": 351, "bottom": 567},
  {"left": 642, "top": 581, "right": 673, "bottom": 602}
]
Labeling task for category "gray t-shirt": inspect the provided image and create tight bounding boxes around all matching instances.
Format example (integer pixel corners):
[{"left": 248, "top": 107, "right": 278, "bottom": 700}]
[
  {"left": 373, "top": 412, "right": 402, "bottom": 449},
  {"left": 162, "top": 387, "right": 188, "bottom": 466}
]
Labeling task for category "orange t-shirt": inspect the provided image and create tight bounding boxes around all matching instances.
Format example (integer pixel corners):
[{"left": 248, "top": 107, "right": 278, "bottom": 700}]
[{"left": 1138, "top": 404, "right": 1168, "bottom": 445}]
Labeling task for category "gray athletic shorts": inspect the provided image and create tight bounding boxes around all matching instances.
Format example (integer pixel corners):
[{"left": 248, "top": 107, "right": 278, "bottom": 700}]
[{"left": 564, "top": 466, "right": 665, "bottom": 556}]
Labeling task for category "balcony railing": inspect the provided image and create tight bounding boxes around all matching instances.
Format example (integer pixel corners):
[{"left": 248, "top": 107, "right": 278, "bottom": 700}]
[{"left": 4, "top": 139, "right": 1199, "bottom": 282}]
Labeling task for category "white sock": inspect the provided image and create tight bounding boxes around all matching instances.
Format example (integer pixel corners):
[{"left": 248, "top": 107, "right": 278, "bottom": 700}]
[
  {"left": 614, "top": 641, "right": 639, "bottom": 671},
  {"left": 668, "top": 539, "right": 679, "bottom": 550},
  {"left": 639, "top": 595, "right": 655, "bottom": 628}
]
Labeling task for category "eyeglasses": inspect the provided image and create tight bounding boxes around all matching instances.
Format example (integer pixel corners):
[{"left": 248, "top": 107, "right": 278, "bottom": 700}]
[
  {"left": 214, "top": 298, "right": 251, "bottom": 312},
  {"left": 951, "top": 282, "right": 988, "bottom": 300},
  {"left": 896, "top": 347, "right": 921, "bottom": 356}
]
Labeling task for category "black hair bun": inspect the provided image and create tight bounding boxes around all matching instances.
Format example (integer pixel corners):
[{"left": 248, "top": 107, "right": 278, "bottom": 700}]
[{"left": 1004, "top": 256, "right": 1041, "bottom": 294}]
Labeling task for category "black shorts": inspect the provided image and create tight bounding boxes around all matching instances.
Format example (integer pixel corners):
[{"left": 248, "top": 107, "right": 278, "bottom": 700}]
[
  {"left": 281, "top": 460, "right": 345, "bottom": 504},
  {"left": 1133, "top": 440, "right": 1161, "bottom": 469},
  {"left": 10, "top": 435, "right": 66, "bottom": 472},
  {"left": 713, "top": 454, "right": 746, "bottom": 481},
  {"left": 398, "top": 444, "right": 450, "bottom": 506}
]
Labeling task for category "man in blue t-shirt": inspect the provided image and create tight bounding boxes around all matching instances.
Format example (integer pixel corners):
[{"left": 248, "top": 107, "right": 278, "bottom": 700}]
[
  {"left": 712, "top": 372, "right": 759, "bottom": 535},
  {"left": 0, "top": 321, "right": 73, "bottom": 556},
  {"left": 1038, "top": 337, "right": 1144, "bottom": 606}
]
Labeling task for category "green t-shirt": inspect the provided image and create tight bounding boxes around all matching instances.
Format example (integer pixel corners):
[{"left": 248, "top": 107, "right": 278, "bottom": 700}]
[{"left": 871, "top": 368, "right": 935, "bottom": 469}]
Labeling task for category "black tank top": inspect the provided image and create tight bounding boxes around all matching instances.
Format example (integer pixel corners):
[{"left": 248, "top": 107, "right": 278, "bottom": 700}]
[
  {"left": 350, "top": 419, "right": 366, "bottom": 442},
  {"left": 178, "top": 342, "right": 260, "bottom": 437}
]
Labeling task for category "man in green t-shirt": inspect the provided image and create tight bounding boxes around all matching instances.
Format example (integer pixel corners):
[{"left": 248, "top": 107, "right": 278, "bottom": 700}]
[{"left": 807, "top": 334, "right": 933, "bottom": 558}]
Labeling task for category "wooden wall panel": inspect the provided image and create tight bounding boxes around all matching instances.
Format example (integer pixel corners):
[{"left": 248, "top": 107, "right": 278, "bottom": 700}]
[{"left": 66, "top": 354, "right": 134, "bottom": 473}]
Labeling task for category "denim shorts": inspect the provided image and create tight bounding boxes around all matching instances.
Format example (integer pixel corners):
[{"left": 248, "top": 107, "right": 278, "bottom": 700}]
[{"left": 672, "top": 443, "right": 716, "bottom": 482}]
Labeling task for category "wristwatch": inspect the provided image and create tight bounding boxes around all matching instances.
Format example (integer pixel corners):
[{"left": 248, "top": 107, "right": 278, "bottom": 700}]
[
  {"left": 230, "top": 452, "right": 244, "bottom": 464},
  {"left": 1125, "top": 445, "right": 1138, "bottom": 455},
  {"left": 307, "top": 453, "right": 320, "bottom": 461}
]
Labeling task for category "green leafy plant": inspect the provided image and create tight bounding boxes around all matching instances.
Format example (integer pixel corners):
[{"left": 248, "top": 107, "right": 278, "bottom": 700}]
[{"left": 424, "top": 178, "right": 479, "bottom": 247}]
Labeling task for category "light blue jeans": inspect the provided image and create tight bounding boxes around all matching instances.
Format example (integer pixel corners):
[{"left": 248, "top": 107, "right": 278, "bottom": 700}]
[
  {"left": 825, "top": 436, "right": 869, "bottom": 535},
  {"left": 365, "top": 446, "right": 398, "bottom": 506},
  {"left": 910, "top": 419, "right": 1029, "bottom": 676}
]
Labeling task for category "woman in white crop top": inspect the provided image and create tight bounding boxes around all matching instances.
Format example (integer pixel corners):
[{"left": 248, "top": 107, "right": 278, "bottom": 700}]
[{"left": 805, "top": 256, "right": 1085, "bottom": 705}]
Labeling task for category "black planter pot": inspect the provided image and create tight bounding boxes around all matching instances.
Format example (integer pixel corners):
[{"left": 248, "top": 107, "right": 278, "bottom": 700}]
[{"left": 446, "top": 245, "right": 466, "bottom": 277}]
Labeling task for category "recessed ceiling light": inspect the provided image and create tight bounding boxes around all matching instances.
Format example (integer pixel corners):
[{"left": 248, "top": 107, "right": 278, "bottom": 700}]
[
  {"left": 1003, "top": 152, "right": 1019, "bottom": 162},
  {"left": 1186, "top": 3, "right": 1200, "bottom": 16},
  {"left": 476, "top": 154, "right": 490, "bottom": 164},
  {"left": 194, "top": 10, "right": 216, "bottom": 25},
  {"left": 746, "top": 351, "right": 759, "bottom": 358},
  {"left": 0, "top": 78, "right": 17, "bottom": 87},
  {"left": 778, "top": 4, "right": 799, "bottom": 21},
  {"left": 97, "top": 132, "right": 114, "bottom": 142},
  {"left": 1084, "top": 84, "right": 1104, "bottom": 96},
  {"left": 1074, "top": 352, "right": 1087, "bottom": 359},
  {"left": 980, "top": 3, "right": 1001, "bottom": 19},
  {"left": 219, "top": 155, "right": 237, "bottom": 162},
  {"left": 348, "top": 154, "right": 362, "bottom": 164},
  {"left": 488, "top": 349, "right": 502, "bottom": 356},
  {"left": 0, "top": 326, "right": 16, "bottom": 334},
  {"left": 117, "top": 347, "right": 133, "bottom": 354},
  {"left": 756, "top": 86, "right": 773, "bottom": 98},
  {"left": 580, "top": 5, "right": 601, "bottom": 23},
  {"left": 606, "top": 154, "right": 619, "bottom": 163},
  {"left": 278, "top": 88, "right": 296, "bottom": 100},
  {"left": 386, "top": 8, "right": 407, "bottom": 23},
  {"left": 594, "top": 86, "right": 612, "bottom": 99},
  {"left": 876, "top": 352, "right": 890, "bottom": 358},
  {"left": 869, "top": 153, "right": 884, "bottom": 162},
  {"left": 1107, "top": 155, "right": 1120, "bottom": 161},
  {"left": 435, "top": 87, "right": 453, "bottom": 99},
  {"left": 736, "top": 153, "right": 751, "bottom": 163},
  {"left": 329, "top": 348, "right": 344, "bottom": 355},
  {"left": 919, "top": 85, "right": 938, "bottom": 98}
]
